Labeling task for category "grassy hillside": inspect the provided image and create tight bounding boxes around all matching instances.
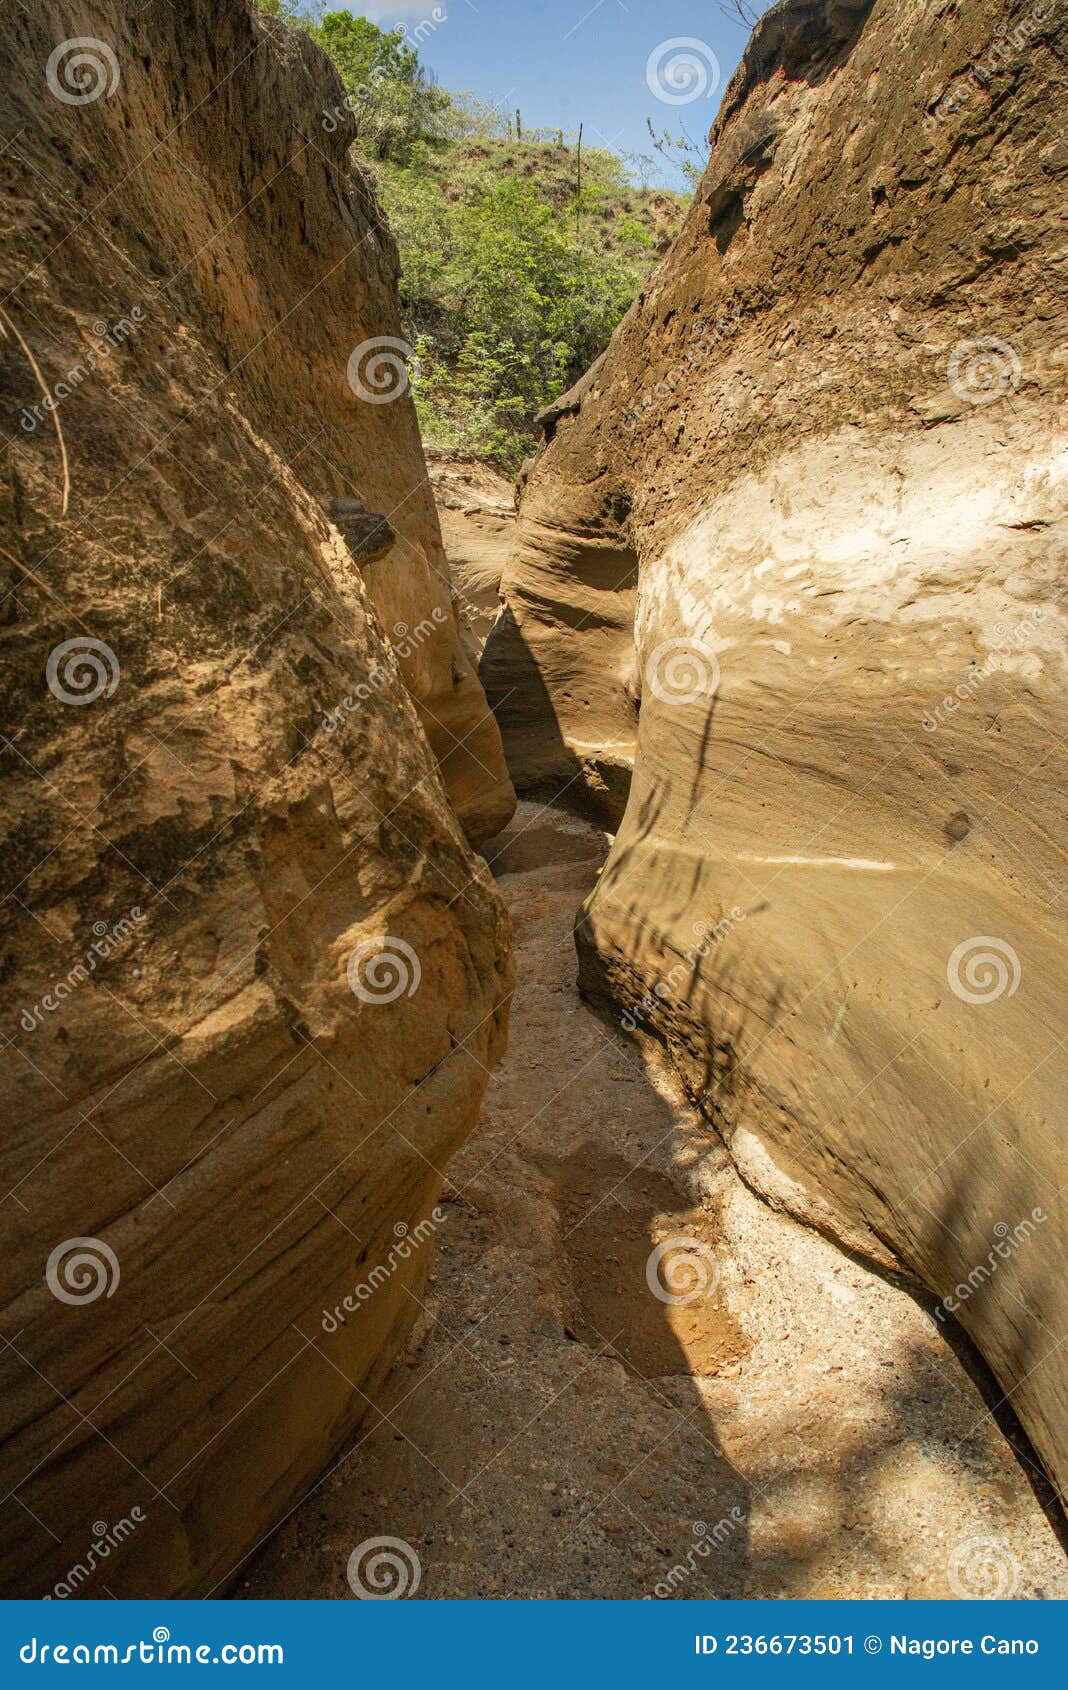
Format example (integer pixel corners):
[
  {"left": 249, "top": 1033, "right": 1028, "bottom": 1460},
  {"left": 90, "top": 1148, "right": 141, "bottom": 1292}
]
[
  {"left": 260, "top": 4, "right": 687, "bottom": 469},
  {"left": 379, "top": 121, "right": 686, "bottom": 468}
]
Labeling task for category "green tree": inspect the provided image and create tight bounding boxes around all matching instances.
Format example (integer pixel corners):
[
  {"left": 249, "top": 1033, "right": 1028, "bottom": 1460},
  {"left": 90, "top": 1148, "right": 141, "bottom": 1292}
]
[
  {"left": 384, "top": 163, "right": 661, "bottom": 467},
  {"left": 296, "top": 22, "right": 688, "bottom": 466},
  {"left": 256, "top": 0, "right": 315, "bottom": 23},
  {"left": 313, "top": 12, "right": 448, "bottom": 161}
]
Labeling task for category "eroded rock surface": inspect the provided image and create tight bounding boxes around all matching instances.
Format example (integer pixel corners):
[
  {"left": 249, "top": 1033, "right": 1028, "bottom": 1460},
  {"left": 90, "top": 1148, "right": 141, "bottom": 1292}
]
[
  {"left": 483, "top": 0, "right": 1067, "bottom": 1498},
  {"left": 0, "top": 0, "right": 512, "bottom": 1596},
  {"left": 426, "top": 449, "right": 516, "bottom": 654},
  {"left": 237, "top": 806, "right": 1068, "bottom": 1601}
]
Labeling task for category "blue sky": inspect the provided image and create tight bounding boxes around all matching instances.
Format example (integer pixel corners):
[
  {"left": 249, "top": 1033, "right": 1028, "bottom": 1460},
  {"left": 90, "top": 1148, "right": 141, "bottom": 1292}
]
[{"left": 353, "top": 1, "right": 768, "bottom": 187}]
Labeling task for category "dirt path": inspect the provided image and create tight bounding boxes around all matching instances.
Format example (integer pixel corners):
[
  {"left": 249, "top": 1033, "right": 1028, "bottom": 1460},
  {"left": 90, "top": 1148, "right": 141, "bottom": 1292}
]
[{"left": 239, "top": 805, "right": 1066, "bottom": 1600}]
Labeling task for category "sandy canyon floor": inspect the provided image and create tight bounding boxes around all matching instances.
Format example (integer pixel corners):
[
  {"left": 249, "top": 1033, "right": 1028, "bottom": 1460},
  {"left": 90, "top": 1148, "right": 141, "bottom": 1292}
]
[{"left": 238, "top": 805, "right": 1066, "bottom": 1600}]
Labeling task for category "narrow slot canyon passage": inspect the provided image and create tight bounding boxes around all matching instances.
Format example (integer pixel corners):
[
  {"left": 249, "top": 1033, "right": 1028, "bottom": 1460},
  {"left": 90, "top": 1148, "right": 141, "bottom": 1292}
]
[
  {"left": 4, "top": 0, "right": 1065, "bottom": 1615},
  {"left": 238, "top": 804, "right": 1068, "bottom": 1600}
]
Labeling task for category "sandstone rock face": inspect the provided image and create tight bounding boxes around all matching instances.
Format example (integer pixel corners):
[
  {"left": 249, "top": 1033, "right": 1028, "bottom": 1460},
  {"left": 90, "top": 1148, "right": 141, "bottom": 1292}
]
[
  {"left": 426, "top": 449, "right": 515, "bottom": 653},
  {"left": 0, "top": 0, "right": 512, "bottom": 1597},
  {"left": 483, "top": 359, "right": 639, "bottom": 829},
  {"left": 484, "top": 0, "right": 1067, "bottom": 1497}
]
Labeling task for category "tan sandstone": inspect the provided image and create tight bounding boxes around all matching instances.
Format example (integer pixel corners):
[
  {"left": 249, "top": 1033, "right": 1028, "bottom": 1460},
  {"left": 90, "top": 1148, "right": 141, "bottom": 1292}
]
[
  {"left": 0, "top": 0, "right": 512, "bottom": 1597},
  {"left": 483, "top": 0, "right": 1067, "bottom": 1498}
]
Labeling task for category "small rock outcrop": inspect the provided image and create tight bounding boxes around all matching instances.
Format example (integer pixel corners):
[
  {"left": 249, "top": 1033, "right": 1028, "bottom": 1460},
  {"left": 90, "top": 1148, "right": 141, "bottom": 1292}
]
[
  {"left": 483, "top": 0, "right": 1067, "bottom": 1498},
  {"left": 0, "top": 0, "right": 512, "bottom": 1596}
]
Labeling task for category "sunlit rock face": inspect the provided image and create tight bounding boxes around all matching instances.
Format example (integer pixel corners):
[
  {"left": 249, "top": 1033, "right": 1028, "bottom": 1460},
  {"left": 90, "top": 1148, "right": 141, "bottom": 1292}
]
[
  {"left": 484, "top": 0, "right": 1067, "bottom": 1498},
  {"left": 0, "top": 0, "right": 512, "bottom": 1596}
]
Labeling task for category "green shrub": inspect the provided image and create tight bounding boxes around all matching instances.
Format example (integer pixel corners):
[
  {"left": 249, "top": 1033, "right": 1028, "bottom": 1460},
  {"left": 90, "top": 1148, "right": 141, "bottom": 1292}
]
[{"left": 265, "top": 5, "right": 689, "bottom": 468}]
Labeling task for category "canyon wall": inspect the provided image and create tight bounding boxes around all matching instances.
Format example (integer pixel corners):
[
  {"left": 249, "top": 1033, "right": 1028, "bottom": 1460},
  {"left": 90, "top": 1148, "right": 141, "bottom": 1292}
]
[
  {"left": 483, "top": 0, "right": 1067, "bottom": 1496},
  {"left": 426, "top": 448, "right": 516, "bottom": 653},
  {"left": 0, "top": 0, "right": 512, "bottom": 1595}
]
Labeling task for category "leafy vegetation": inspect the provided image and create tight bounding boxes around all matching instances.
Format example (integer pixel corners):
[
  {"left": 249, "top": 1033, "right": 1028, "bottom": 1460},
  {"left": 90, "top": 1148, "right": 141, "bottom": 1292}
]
[
  {"left": 384, "top": 136, "right": 684, "bottom": 467},
  {"left": 258, "top": 4, "right": 688, "bottom": 468}
]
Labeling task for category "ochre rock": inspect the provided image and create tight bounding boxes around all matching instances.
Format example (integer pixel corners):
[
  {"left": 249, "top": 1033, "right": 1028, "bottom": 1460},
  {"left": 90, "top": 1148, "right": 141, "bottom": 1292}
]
[
  {"left": 426, "top": 449, "right": 516, "bottom": 654},
  {"left": 483, "top": 0, "right": 1067, "bottom": 1497},
  {"left": 0, "top": 0, "right": 512, "bottom": 1596}
]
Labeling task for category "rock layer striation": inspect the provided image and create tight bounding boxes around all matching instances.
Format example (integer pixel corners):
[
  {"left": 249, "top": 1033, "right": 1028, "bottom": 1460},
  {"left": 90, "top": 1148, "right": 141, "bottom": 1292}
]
[
  {"left": 0, "top": 0, "right": 512, "bottom": 1596},
  {"left": 483, "top": 0, "right": 1067, "bottom": 1498}
]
